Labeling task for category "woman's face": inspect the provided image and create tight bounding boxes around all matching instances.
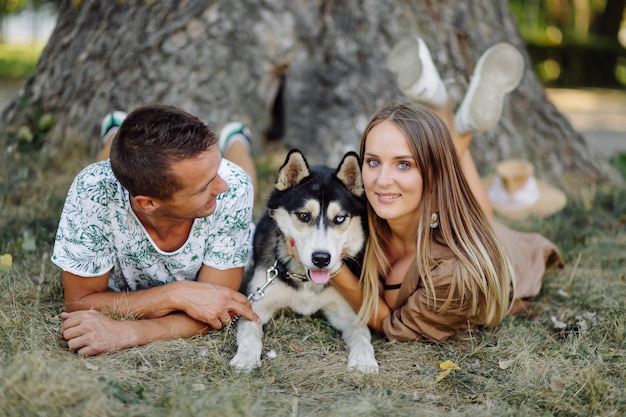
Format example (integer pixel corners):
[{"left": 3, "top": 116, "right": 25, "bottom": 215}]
[{"left": 361, "top": 120, "right": 424, "bottom": 227}]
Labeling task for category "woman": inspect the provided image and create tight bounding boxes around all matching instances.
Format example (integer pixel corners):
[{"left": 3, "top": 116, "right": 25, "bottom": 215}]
[{"left": 331, "top": 39, "right": 564, "bottom": 341}]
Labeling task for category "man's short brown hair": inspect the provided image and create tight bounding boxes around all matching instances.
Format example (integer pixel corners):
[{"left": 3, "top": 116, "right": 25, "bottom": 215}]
[{"left": 110, "top": 105, "right": 217, "bottom": 200}]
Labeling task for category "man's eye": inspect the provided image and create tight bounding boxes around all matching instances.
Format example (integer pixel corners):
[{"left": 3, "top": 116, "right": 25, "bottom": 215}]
[{"left": 296, "top": 212, "right": 310, "bottom": 222}]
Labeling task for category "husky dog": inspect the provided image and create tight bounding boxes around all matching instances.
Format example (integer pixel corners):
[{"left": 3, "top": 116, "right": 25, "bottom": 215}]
[{"left": 230, "top": 149, "right": 378, "bottom": 373}]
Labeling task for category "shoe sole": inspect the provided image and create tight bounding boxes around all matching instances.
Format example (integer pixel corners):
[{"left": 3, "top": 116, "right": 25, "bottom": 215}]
[
  {"left": 456, "top": 43, "right": 524, "bottom": 133},
  {"left": 386, "top": 37, "right": 423, "bottom": 91},
  {"left": 386, "top": 37, "right": 447, "bottom": 108}
]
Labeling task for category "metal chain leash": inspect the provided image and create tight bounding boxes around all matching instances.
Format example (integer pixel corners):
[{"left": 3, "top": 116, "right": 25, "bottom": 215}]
[
  {"left": 247, "top": 261, "right": 279, "bottom": 302},
  {"left": 229, "top": 261, "right": 279, "bottom": 324}
]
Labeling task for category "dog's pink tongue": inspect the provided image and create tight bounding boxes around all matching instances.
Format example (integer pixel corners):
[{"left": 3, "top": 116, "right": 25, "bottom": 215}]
[{"left": 308, "top": 270, "right": 331, "bottom": 284}]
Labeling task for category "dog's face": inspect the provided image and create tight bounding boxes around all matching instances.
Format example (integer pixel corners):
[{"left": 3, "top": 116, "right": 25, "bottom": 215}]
[{"left": 268, "top": 150, "right": 366, "bottom": 284}]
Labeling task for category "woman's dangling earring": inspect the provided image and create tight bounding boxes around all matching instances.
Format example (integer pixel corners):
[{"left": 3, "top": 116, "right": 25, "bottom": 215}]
[{"left": 430, "top": 211, "right": 439, "bottom": 229}]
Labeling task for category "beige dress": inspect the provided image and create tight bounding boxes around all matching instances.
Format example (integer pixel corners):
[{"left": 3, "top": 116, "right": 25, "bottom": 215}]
[{"left": 381, "top": 220, "right": 564, "bottom": 342}]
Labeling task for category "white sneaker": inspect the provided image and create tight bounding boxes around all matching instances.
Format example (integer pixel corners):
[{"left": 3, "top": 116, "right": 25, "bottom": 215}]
[
  {"left": 386, "top": 37, "right": 448, "bottom": 109},
  {"left": 218, "top": 122, "right": 252, "bottom": 155},
  {"left": 100, "top": 110, "right": 127, "bottom": 143},
  {"left": 454, "top": 43, "right": 524, "bottom": 135}
]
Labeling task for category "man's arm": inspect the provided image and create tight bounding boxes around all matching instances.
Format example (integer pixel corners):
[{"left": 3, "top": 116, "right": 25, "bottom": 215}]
[
  {"left": 62, "top": 270, "right": 258, "bottom": 328},
  {"left": 60, "top": 309, "right": 210, "bottom": 356},
  {"left": 60, "top": 267, "right": 259, "bottom": 356},
  {"left": 196, "top": 264, "right": 243, "bottom": 290}
]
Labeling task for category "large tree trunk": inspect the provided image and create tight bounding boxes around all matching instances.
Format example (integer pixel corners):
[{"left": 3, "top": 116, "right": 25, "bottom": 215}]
[{"left": 1, "top": 0, "right": 621, "bottom": 190}]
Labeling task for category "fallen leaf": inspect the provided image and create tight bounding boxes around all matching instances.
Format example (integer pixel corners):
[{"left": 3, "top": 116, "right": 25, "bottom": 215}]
[
  {"left": 582, "top": 312, "right": 597, "bottom": 322},
  {"left": 556, "top": 289, "right": 570, "bottom": 298},
  {"left": 551, "top": 316, "right": 567, "bottom": 329},
  {"left": 436, "top": 360, "right": 461, "bottom": 382},
  {"left": 0, "top": 254, "right": 12, "bottom": 269},
  {"left": 84, "top": 362, "right": 99, "bottom": 371},
  {"left": 288, "top": 343, "right": 305, "bottom": 352},
  {"left": 439, "top": 360, "right": 461, "bottom": 370},
  {"left": 198, "top": 346, "right": 208, "bottom": 359},
  {"left": 498, "top": 358, "right": 515, "bottom": 369},
  {"left": 21, "top": 230, "right": 37, "bottom": 252},
  {"left": 550, "top": 375, "right": 565, "bottom": 392}
]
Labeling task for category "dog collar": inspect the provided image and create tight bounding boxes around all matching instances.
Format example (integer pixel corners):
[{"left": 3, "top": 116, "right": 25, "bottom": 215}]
[{"left": 274, "top": 261, "right": 308, "bottom": 282}]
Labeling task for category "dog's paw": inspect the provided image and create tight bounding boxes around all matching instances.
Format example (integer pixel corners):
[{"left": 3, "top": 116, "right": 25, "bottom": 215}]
[
  {"left": 229, "top": 352, "right": 261, "bottom": 373},
  {"left": 347, "top": 351, "right": 379, "bottom": 374}
]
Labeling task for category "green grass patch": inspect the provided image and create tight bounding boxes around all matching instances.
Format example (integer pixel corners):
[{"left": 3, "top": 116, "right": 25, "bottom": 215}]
[
  {"left": 1, "top": 151, "right": 625, "bottom": 416},
  {"left": 610, "top": 152, "right": 626, "bottom": 180},
  {"left": 0, "top": 43, "right": 44, "bottom": 79}
]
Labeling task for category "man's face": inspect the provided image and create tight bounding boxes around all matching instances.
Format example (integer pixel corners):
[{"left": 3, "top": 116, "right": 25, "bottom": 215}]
[{"left": 155, "top": 146, "right": 228, "bottom": 220}]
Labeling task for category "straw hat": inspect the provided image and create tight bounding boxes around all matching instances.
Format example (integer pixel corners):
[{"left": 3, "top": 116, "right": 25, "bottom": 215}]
[{"left": 482, "top": 159, "right": 567, "bottom": 219}]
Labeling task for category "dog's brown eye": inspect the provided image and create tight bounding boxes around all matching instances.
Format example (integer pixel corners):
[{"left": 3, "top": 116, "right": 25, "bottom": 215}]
[{"left": 296, "top": 212, "right": 310, "bottom": 222}]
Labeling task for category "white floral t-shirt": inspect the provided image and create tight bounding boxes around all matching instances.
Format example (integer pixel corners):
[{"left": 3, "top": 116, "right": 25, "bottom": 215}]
[{"left": 51, "top": 159, "right": 254, "bottom": 291}]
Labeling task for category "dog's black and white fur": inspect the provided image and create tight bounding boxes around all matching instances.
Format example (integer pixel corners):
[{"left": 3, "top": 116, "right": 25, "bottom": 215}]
[{"left": 230, "top": 149, "right": 378, "bottom": 373}]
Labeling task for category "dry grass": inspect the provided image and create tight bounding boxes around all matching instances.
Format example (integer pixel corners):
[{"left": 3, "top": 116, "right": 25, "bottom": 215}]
[{"left": 1, "top": 149, "right": 625, "bottom": 417}]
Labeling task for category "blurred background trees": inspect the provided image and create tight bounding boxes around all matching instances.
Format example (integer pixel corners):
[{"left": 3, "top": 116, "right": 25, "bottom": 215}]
[
  {"left": 0, "top": 0, "right": 57, "bottom": 78},
  {"left": 8, "top": 0, "right": 622, "bottom": 88},
  {"left": 509, "top": 0, "right": 626, "bottom": 87},
  {"left": 0, "top": 0, "right": 624, "bottom": 195}
]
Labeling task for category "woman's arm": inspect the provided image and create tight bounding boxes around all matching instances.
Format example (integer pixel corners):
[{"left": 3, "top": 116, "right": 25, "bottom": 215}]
[{"left": 330, "top": 266, "right": 391, "bottom": 333}]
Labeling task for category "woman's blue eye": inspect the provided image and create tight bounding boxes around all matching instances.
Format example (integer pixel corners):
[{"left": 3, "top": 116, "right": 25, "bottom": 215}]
[
  {"left": 367, "top": 160, "right": 379, "bottom": 167},
  {"left": 398, "top": 162, "right": 410, "bottom": 170}
]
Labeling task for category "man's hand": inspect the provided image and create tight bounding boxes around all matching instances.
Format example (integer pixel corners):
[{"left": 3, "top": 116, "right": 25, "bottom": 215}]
[
  {"left": 172, "top": 281, "right": 260, "bottom": 329},
  {"left": 60, "top": 310, "right": 139, "bottom": 356}
]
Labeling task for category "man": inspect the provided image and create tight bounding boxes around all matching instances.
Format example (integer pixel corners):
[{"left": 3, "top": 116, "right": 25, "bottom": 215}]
[{"left": 52, "top": 104, "right": 260, "bottom": 356}]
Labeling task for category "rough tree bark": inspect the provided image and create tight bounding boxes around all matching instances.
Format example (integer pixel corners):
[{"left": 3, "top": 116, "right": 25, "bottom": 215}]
[{"left": 1, "top": 0, "right": 621, "bottom": 190}]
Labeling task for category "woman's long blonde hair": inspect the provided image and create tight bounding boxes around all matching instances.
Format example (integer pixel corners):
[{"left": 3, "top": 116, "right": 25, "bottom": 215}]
[{"left": 358, "top": 102, "right": 512, "bottom": 327}]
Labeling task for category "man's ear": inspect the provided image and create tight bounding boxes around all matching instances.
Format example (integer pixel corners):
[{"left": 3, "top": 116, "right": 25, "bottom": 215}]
[{"left": 132, "top": 195, "right": 160, "bottom": 213}]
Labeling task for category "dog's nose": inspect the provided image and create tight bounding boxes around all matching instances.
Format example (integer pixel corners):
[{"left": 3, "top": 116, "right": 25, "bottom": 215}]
[{"left": 311, "top": 251, "right": 331, "bottom": 268}]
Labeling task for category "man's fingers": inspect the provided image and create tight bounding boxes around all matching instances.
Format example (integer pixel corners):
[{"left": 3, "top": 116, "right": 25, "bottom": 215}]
[
  {"left": 229, "top": 301, "right": 260, "bottom": 324},
  {"left": 208, "top": 316, "right": 224, "bottom": 330},
  {"left": 229, "top": 290, "right": 251, "bottom": 306},
  {"left": 215, "top": 287, "right": 259, "bottom": 324},
  {"left": 219, "top": 312, "right": 232, "bottom": 326},
  {"left": 60, "top": 310, "right": 93, "bottom": 334},
  {"left": 61, "top": 324, "right": 81, "bottom": 341},
  {"left": 59, "top": 311, "right": 80, "bottom": 331},
  {"left": 76, "top": 346, "right": 96, "bottom": 357},
  {"left": 65, "top": 331, "right": 99, "bottom": 356}
]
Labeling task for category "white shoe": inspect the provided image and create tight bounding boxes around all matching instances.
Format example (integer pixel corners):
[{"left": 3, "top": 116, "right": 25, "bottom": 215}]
[
  {"left": 100, "top": 110, "right": 127, "bottom": 143},
  {"left": 454, "top": 43, "right": 524, "bottom": 135},
  {"left": 218, "top": 122, "right": 252, "bottom": 155},
  {"left": 386, "top": 37, "right": 448, "bottom": 109}
]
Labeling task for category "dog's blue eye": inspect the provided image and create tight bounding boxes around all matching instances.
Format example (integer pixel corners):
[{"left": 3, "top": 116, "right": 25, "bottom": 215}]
[
  {"left": 296, "top": 212, "right": 310, "bottom": 222},
  {"left": 335, "top": 215, "right": 346, "bottom": 224}
]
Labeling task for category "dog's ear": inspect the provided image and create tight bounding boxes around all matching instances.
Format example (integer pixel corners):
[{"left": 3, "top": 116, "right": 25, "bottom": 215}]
[
  {"left": 336, "top": 152, "right": 364, "bottom": 197},
  {"left": 275, "top": 149, "right": 311, "bottom": 191}
]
